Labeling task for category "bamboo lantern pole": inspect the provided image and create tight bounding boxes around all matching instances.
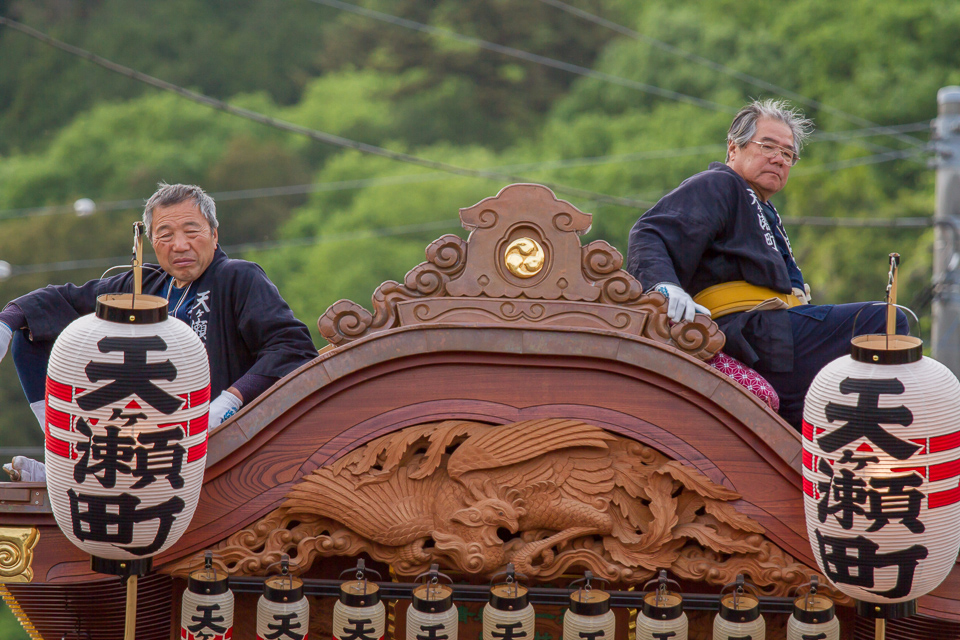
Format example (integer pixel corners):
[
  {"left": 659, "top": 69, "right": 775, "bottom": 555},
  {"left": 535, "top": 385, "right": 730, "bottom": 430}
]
[
  {"left": 886, "top": 253, "right": 900, "bottom": 338},
  {"left": 125, "top": 221, "right": 145, "bottom": 640}
]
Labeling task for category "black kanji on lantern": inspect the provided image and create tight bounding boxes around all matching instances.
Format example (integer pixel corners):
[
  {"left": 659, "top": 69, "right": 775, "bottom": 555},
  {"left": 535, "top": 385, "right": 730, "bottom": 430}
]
[
  {"left": 650, "top": 633, "right": 677, "bottom": 640},
  {"left": 109, "top": 407, "right": 148, "bottom": 427},
  {"left": 67, "top": 490, "right": 184, "bottom": 555},
  {"left": 78, "top": 336, "right": 183, "bottom": 415},
  {"left": 188, "top": 603, "right": 227, "bottom": 640},
  {"left": 340, "top": 617, "right": 379, "bottom": 640},
  {"left": 75, "top": 420, "right": 135, "bottom": 488},
  {"left": 866, "top": 473, "right": 925, "bottom": 534},
  {"left": 816, "top": 530, "right": 928, "bottom": 599},
  {"left": 818, "top": 465, "right": 867, "bottom": 530},
  {"left": 819, "top": 378, "right": 918, "bottom": 460},
  {"left": 491, "top": 622, "right": 527, "bottom": 640},
  {"left": 802, "top": 634, "right": 827, "bottom": 640},
  {"left": 265, "top": 612, "right": 304, "bottom": 640},
  {"left": 132, "top": 426, "right": 185, "bottom": 489},
  {"left": 577, "top": 631, "right": 606, "bottom": 640},
  {"left": 415, "top": 623, "right": 448, "bottom": 640}
]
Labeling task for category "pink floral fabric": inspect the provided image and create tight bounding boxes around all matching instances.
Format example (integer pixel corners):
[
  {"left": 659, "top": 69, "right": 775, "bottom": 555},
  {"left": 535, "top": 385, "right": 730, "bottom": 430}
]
[{"left": 706, "top": 351, "right": 780, "bottom": 412}]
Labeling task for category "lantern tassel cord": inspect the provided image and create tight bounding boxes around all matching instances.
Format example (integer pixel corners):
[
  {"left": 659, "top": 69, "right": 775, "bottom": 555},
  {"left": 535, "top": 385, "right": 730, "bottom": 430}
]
[{"left": 125, "top": 574, "right": 138, "bottom": 640}]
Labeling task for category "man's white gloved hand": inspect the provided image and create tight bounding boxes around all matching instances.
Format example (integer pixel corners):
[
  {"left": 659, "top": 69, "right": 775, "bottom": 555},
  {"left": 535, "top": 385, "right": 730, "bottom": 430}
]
[
  {"left": 655, "top": 283, "right": 711, "bottom": 323},
  {"left": 0, "top": 322, "right": 12, "bottom": 364},
  {"left": 3, "top": 456, "right": 47, "bottom": 482},
  {"left": 208, "top": 390, "right": 243, "bottom": 427},
  {"left": 792, "top": 283, "right": 812, "bottom": 305}
]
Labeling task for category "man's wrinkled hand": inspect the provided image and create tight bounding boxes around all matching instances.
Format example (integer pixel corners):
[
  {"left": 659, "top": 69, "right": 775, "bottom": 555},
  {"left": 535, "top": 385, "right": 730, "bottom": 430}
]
[
  {"left": 208, "top": 390, "right": 243, "bottom": 427},
  {"left": 655, "top": 283, "right": 712, "bottom": 323},
  {"left": 0, "top": 322, "right": 12, "bottom": 364}
]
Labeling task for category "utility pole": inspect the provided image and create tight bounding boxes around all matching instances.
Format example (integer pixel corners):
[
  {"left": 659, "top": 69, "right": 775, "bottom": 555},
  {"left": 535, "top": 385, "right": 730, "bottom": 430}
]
[{"left": 932, "top": 86, "right": 960, "bottom": 374}]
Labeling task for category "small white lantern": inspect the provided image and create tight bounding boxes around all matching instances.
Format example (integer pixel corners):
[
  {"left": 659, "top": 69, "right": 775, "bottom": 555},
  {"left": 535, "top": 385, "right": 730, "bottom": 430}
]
[
  {"left": 482, "top": 564, "right": 535, "bottom": 640},
  {"left": 562, "top": 572, "right": 615, "bottom": 640},
  {"left": 258, "top": 558, "right": 310, "bottom": 640},
  {"left": 787, "top": 577, "right": 839, "bottom": 640},
  {"left": 635, "top": 571, "right": 688, "bottom": 640},
  {"left": 333, "top": 560, "right": 385, "bottom": 640},
  {"left": 407, "top": 566, "right": 458, "bottom": 640},
  {"left": 802, "top": 332, "right": 960, "bottom": 616},
  {"left": 45, "top": 293, "right": 210, "bottom": 575},
  {"left": 181, "top": 552, "right": 234, "bottom": 640},
  {"left": 713, "top": 575, "right": 765, "bottom": 640}
]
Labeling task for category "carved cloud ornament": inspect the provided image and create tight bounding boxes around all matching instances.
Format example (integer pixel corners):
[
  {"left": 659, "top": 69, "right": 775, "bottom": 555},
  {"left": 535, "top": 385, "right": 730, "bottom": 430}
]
[
  {"left": 318, "top": 184, "right": 723, "bottom": 360},
  {"left": 169, "top": 420, "right": 834, "bottom": 599}
]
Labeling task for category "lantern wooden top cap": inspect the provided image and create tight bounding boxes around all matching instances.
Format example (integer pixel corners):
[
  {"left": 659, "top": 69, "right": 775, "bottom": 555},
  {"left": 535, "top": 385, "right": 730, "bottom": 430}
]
[
  {"left": 264, "top": 575, "right": 304, "bottom": 603},
  {"left": 850, "top": 334, "right": 923, "bottom": 364},
  {"left": 95, "top": 293, "right": 168, "bottom": 324},
  {"left": 718, "top": 592, "right": 760, "bottom": 622},
  {"left": 570, "top": 588, "right": 610, "bottom": 616},
  {"left": 641, "top": 591, "right": 683, "bottom": 621},
  {"left": 792, "top": 594, "right": 835, "bottom": 624},
  {"left": 412, "top": 583, "right": 454, "bottom": 613}
]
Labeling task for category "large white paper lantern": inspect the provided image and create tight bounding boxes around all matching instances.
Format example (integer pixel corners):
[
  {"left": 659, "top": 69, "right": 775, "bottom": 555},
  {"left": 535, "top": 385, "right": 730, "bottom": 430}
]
[
  {"left": 44, "top": 294, "right": 210, "bottom": 572},
  {"left": 802, "top": 334, "right": 960, "bottom": 612}
]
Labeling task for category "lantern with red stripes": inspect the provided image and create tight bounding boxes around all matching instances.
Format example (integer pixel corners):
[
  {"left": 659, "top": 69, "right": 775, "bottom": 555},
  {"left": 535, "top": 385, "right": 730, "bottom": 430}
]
[
  {"left": 802, "top": 333, "right": 960, "bottom": 610},
  {"left": 44, "top": 294, "right": 210, "bottom": 568}
]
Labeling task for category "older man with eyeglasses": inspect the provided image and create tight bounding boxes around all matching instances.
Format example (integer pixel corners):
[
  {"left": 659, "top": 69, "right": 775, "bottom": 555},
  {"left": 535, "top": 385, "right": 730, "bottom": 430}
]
[{"left": 626, "top": 99, "right": 907, "bottom": 430}]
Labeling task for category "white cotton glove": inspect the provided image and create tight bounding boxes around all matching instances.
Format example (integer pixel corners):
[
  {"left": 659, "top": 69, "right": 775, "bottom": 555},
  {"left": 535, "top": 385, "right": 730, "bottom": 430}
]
[
  {"left": 0, "top": 322, "right": 12, "bottom": 364},
  {"left": 3, "top": 456, "right": 47, "bottom": 482},
  {"left": 792, "top": 284, "right": 812, "bottom": 305},
  {"left": 208, "top": 390, "right": 243, "bottom": 427},
  {"left": 655, "top": 283, "right": 711, "bottom": 323}
]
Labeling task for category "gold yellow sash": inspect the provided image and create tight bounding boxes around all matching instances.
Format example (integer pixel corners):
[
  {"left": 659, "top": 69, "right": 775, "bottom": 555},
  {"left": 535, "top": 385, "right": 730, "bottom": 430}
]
[{"left": 693, "top": 281, "right": 803, "bottom": 319}]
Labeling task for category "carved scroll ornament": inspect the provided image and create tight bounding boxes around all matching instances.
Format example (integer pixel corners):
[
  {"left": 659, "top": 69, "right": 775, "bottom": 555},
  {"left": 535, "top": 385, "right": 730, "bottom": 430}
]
[
  {"left": 0, "top": 527, "right": 38, "bottom": 583},
  {"left": 318, "top": 184, "right": 723, "bottom": 360},
  {"left": 168, "top": 420, "right": 838, "bottom": 600}
]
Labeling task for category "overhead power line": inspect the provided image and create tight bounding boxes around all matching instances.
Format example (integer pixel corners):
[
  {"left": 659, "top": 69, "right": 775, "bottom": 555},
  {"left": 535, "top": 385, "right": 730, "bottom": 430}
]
[
  {"left": 0, "top": 17, "right": 650, "bottom": 211},
  {"left": 306, "top": 0, "right": 735, "bottom": 114},
  {"left": 2, "top": 214, "right": 932, "bottom": 279},
  {"left": 535, "top": 0, "right": 928, "bottom": 150},
  {"left": 0, "top": 130, "right": 927, "bottom": 223}
]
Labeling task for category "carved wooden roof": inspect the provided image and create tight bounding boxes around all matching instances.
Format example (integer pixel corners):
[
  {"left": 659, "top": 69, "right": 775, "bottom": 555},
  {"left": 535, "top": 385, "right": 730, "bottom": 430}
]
[
  {"left": 319, "top": 184, "right": 724, "bottom": 360},
  {"left": 2, "top": 183, "right": 960, "bottom": 638}
]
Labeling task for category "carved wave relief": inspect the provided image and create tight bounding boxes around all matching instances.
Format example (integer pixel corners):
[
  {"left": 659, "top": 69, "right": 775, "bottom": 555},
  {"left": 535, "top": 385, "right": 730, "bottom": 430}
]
[{"left": 169, "top": 419, "right": 833, "bottom": 599}]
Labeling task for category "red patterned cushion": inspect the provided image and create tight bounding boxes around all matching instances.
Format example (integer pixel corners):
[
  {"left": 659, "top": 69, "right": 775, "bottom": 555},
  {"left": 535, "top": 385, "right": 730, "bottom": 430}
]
[{"left": 706, "top": 351, "right": 780, "bottom": 412}]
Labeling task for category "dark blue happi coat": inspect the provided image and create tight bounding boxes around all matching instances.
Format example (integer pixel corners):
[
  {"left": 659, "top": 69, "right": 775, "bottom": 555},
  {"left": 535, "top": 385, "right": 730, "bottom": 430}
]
[
  {"left": 11, "top": 247, "right": 318, "bottom": 399},
  {"left": 626, "top": 162, "right": 804, "bottom": 373}
]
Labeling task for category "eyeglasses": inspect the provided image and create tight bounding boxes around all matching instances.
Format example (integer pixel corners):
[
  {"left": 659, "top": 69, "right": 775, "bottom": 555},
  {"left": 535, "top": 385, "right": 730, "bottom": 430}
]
[{"left": 749, "top": 140, "right": 799, "bottom": 166}]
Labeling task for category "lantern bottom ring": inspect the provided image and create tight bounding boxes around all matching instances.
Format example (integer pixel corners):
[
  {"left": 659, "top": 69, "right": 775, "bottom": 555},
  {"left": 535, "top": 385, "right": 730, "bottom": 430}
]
[
  {"left": 855, "top": 599, "right": 916, "bottom": 620},
  {"left": 91, "top": 555, "right": 152, "bottom": 579}
]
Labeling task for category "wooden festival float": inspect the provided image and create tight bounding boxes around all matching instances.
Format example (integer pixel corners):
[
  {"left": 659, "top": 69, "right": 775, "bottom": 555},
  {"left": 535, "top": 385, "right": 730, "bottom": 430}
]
[{"left": 1, "top": 184, "right": 959, "bottom": 639}]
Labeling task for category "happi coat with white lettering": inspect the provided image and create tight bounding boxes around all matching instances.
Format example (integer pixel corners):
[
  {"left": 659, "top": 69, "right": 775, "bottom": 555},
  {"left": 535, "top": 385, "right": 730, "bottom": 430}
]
[
  {"left": 12, "top": 247, "right": 318, "bottom": 400},
  {"left": 626, "top": 162, "right": 803, "bottom": 372}
]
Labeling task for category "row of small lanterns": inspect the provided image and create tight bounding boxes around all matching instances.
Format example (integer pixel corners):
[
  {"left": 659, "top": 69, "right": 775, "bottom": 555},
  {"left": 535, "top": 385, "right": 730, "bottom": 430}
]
[{"left": 180, "top": 560, "right": 841, "bottom": 640}]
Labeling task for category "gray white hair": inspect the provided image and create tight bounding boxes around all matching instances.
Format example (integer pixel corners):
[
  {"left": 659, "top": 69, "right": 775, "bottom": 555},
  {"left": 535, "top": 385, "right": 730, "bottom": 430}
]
[
  {"left": 142, "top": 182, "right": 218, "bottom": 240},
  {"left": 725, "top": 99, "right": 815, "bottom": 161}
]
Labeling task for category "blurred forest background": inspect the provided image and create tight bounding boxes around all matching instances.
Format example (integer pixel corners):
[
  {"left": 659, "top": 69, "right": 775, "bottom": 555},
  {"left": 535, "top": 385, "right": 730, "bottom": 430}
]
[{"left": 0, "top": 0, "right": 958, "bottom": 632}]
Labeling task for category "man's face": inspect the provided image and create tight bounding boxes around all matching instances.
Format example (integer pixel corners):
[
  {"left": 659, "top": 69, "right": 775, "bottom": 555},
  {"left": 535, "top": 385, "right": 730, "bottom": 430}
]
[
  {"left": 150, "top": 200, "right": 218, "bottom": 287},
  {"left": 726, "top": 118, "right": 796, "bottom": 202}
]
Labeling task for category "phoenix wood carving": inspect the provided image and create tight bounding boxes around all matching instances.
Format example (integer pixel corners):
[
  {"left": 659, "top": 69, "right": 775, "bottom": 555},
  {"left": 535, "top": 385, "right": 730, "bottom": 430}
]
[
  {"left": 169, "top": 419, "right": 832, "bottom": 599},
  {"left": 318, "top": 184, "right": 723, "bottom": 360}
]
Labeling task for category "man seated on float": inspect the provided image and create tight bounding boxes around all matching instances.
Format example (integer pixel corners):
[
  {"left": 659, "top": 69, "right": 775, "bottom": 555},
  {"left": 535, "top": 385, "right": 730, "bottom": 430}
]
[
  {"left": 0, "top": 183, "right": 318, "bottom": 481},
  {"left": 626, "top": 99, "right": 907, "bottom": 430}
]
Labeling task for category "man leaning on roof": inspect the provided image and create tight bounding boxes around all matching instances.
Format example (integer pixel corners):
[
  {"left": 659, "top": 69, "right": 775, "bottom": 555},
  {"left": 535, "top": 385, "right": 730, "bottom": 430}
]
[
  {"left": 0, "top": 182, "right": 319, "bottom": 481},
  {"left": 626, "top": 99, "right": 907, "bottom": 430}
]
